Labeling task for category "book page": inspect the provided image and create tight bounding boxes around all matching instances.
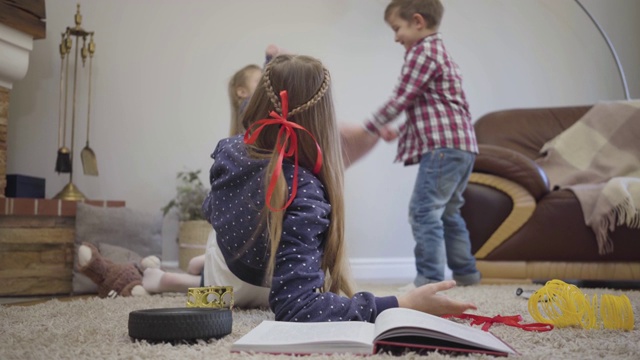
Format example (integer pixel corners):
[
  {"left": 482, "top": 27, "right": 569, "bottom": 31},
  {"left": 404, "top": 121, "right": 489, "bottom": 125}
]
[
  {"left": 374, "top": 308, "right": 515, "bottom": 354},
  {"left": 232, "top": 320, "right": 376, "bottom": 355}
]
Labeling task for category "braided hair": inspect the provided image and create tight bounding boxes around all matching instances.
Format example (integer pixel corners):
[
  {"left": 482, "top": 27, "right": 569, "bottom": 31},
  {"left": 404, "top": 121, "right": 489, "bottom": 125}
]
[{"left": 242, "top": 54, "right": 353, "bottom": 297}]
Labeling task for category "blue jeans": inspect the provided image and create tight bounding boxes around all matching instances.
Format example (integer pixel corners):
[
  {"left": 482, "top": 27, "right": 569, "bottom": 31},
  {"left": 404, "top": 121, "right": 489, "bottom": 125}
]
[{"left": 409, "top": 148, "right": 480, "bottom": 286}]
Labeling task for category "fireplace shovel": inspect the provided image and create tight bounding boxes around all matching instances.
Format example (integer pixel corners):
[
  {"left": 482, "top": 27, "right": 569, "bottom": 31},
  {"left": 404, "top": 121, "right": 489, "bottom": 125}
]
[
  {"left": 81, "top": 96, "right": 98, "bottom": 175},
  {"left": 81, "top": 136, "right": 98, "bottom": 175}
]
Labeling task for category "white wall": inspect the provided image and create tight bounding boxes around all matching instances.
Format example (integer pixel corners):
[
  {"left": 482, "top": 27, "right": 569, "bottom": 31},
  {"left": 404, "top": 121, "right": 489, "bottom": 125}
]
[{"left": 7, "top": 0, "right": 640, "bottom": 277}]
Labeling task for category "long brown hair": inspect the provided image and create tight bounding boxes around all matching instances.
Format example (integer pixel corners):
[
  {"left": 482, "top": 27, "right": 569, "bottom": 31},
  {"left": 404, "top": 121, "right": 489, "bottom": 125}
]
[
  {"left": 228, "top": 64, "right": 261, "bottom": 136},
  {"left": 242, "top": 55, "right": 354, "bottom": 297}
]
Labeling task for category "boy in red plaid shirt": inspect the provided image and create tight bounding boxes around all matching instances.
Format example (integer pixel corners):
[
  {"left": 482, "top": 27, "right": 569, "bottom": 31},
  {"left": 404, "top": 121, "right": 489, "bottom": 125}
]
[{"left": 358, "top": 0, "right": 481, "bottom": 286}]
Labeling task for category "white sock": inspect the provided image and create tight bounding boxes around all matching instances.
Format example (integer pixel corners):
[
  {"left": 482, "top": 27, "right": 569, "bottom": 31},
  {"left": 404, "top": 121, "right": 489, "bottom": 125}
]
[
  {"left": 130, "top": 285, "right": 150, "bottom": 296},
  {"left": 142, "top": 268, "right": 165, "bottom": 293},
  {"left": 140, "top": 255, "right": 161, "bottom": 270}
]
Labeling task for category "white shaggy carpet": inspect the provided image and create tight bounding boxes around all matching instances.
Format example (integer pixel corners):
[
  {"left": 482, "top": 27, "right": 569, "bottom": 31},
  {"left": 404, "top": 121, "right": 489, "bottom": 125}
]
[{"left": 1, "top": 283, "right": 639, "bottom": 360}]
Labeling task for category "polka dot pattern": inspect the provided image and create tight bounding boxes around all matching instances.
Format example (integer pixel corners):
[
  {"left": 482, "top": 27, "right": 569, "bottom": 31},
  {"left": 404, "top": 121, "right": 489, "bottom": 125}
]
[{"left": 203, "top": 136, "right": 398, "bottom": 323}]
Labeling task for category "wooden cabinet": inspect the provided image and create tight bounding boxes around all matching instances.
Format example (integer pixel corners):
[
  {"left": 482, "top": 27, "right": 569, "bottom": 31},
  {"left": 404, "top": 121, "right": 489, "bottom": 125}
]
[{"left": 0, "top": 198, "right": 124, "bottom": 295}]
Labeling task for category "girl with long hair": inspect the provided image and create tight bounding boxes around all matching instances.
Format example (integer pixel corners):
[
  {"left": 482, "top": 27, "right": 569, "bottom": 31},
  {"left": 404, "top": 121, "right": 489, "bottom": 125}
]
[{"left": 202, "top": 54, "right": 476, "bottom": 322}]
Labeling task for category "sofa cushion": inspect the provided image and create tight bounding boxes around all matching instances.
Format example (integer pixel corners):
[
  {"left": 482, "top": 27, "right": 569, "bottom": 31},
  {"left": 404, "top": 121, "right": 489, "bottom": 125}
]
[
  {"left": 475, "top": 144, "right": 549, "bottom": 200},
  {"left": 97, "top": 243, "right": 143, "bottom": 264},
  {"left": 474, "top": 106, "right": 591, "bottom": 160}
]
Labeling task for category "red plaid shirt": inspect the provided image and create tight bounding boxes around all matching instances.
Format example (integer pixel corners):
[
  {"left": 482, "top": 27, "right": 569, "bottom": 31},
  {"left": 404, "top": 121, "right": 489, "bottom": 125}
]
[{"left": 365, "top": 33, "right": 478, "bottom": 165}]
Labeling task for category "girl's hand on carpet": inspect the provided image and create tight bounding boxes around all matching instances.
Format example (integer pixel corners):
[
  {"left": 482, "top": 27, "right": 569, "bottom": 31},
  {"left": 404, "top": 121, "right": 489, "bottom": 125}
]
[{"left": 397, "top": 280, "right": 477, "bottom": 316}]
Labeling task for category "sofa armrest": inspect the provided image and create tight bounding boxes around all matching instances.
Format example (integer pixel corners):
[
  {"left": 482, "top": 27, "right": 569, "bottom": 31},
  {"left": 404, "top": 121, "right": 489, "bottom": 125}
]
[
  {"left": 474, "top": 144, "right": 550, "bottom": 200},
  {"left": 467, "top": 173, "right": 536, "bottom": 259}
]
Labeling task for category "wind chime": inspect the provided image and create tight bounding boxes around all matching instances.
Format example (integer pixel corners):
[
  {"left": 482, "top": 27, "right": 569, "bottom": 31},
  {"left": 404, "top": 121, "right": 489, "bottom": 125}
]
[{"left": 54, "top": 4, "right": 98, "bottom": 200}]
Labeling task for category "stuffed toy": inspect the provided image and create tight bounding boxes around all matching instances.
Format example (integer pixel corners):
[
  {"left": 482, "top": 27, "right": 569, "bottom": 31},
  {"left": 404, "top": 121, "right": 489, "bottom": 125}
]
[{"left": 77, "top": 242, "right": 159, "bottom": 298}]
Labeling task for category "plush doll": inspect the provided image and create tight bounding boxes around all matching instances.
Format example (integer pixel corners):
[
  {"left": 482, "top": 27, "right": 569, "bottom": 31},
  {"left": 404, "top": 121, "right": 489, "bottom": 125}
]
[{"left": 77, "top": 242, "right": 159, "bottom": 298}]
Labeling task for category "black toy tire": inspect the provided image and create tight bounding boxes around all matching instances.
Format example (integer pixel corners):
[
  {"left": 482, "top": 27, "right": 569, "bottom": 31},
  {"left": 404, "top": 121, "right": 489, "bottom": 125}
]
[{"left": 128, "top": 307, "right": 232, "bottom": 343}]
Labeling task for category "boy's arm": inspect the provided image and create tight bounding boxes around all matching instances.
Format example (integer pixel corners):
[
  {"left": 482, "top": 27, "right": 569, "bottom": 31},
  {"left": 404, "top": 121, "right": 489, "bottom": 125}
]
[
  {"left": 265, "top": 44, "right": 287, "bottom": 65},
  {"left": 364, "top": 48, "right": 437, "bottom": 135}
]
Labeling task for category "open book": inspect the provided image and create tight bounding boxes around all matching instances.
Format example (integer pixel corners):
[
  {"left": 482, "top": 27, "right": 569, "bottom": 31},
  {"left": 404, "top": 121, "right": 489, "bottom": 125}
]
[{"left": 231, "top": 308, "right": 517, "bottom": 356}]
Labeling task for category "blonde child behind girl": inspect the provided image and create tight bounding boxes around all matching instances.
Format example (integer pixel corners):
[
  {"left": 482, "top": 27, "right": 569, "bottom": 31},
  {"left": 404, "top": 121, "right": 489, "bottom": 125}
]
[
  {"left": 145, "top": 51, "right": 281, "bottom": 293},
  {"left": 228, "top": 44, "right": 286, "bottom": 137},
  {"left": 228, "top": 64, "right": 262, "bottom": 137}
]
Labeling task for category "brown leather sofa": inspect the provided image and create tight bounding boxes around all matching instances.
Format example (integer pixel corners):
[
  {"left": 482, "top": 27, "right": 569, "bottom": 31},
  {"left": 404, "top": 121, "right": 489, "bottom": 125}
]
[{"left": 461, "top": 105, "right": 640, "bottom": 282}]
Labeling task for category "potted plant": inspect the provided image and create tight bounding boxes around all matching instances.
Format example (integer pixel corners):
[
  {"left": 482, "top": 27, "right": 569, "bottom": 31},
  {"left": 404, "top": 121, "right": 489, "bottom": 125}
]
[{"left": 162, "top": 170, "right": 212, "bottom": 271}]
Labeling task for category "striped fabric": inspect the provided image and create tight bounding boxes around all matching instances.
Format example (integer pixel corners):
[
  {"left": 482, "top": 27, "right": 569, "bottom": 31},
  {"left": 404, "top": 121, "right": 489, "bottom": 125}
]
[{"left": 537, "top": 101, "right": 640, "bottom": 254}]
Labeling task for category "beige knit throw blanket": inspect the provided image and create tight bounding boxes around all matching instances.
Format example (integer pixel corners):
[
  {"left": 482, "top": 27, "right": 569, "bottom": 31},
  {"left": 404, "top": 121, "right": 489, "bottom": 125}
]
[{"left": 536, "top": 100, "right": 640, "bottom": 254}]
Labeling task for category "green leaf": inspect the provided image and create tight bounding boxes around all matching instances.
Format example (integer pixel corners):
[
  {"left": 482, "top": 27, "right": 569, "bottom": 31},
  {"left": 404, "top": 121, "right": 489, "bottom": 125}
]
[{"left": 162, "top": 169, "right": 209, "bottom": 221}]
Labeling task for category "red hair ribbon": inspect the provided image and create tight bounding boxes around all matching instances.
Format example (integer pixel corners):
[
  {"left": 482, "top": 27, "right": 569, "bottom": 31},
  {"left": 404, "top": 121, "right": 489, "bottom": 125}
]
[
  {"left": 243, "top": 90, "right": 323, "bottom": 212},
  {"left": 443, "top": 313, "right": 554, "bottom": 332}
]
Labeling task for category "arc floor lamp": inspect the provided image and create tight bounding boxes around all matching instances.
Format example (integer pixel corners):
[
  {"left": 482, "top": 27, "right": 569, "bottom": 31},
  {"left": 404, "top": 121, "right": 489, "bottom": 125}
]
[{"left": 575, "top": 0, "right": 631, "bottom": 100}]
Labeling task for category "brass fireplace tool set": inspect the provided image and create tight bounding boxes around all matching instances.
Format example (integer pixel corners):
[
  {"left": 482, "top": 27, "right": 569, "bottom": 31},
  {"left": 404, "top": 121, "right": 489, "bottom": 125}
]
[{"left": 54, "top": 4, "right": 98, "bottom": 200}]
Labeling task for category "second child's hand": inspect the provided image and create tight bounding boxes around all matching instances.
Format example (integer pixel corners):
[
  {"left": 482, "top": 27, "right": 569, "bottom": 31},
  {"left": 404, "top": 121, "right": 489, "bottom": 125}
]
[
  {"left": 379, "top": 126, "right": 399, "bottom": 142},
  {"left": 339, "top": 124, "right": 379, "bottom": 168}
]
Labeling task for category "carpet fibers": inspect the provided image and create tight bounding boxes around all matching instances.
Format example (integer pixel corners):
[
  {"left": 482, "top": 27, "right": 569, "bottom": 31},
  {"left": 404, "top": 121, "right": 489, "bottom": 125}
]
[{"left": 1, "top": 283, "right": 638, "bottom": 359}]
